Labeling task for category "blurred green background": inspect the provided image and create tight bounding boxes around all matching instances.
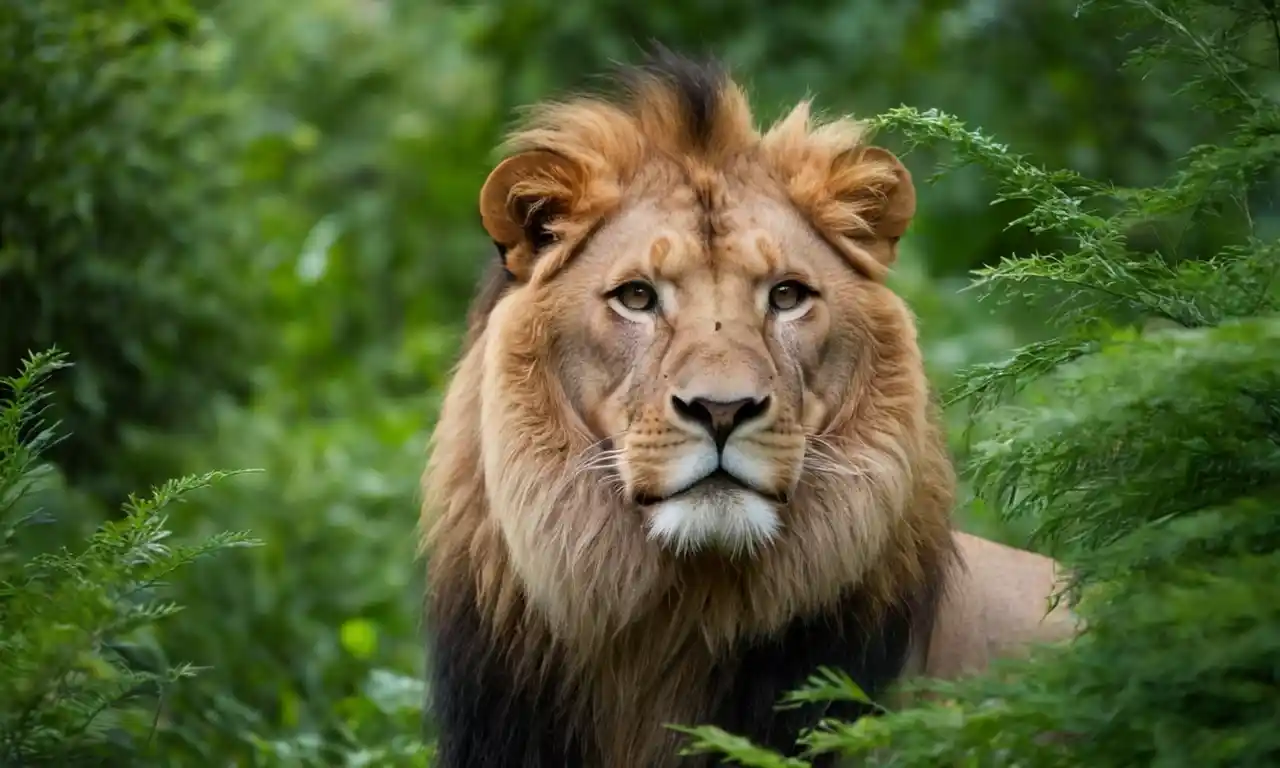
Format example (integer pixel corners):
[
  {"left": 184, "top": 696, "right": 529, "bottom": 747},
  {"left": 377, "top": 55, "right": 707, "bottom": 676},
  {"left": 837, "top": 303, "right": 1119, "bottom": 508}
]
[{"left": 0, "top": 0, "right": 1224, "bottom": 764}]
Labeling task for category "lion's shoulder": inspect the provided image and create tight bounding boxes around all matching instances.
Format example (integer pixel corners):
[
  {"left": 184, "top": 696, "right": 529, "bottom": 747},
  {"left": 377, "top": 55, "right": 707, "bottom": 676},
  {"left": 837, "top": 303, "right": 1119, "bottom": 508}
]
[{"left": 914, "top": 530, "right": 1078, "bottom": 681}]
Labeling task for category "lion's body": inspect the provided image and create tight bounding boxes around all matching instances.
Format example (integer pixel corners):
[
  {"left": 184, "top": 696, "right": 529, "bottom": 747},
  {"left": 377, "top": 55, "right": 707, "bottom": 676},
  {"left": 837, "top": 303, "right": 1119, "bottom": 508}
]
[{"left": 419, "top": 51, "right": 1076, "bottom": 768}]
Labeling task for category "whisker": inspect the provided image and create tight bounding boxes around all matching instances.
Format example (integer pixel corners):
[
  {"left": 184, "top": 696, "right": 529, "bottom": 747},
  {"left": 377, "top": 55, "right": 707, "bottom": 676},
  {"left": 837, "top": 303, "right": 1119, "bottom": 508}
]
[
  {"left": 802, "top": 434, "right": 882, "bottom": 487},
  {"left": 519, "top": 434, "right": 629, "bottom": 519},
  {"left": 804, "top": 459, "right": 871, "bottom": 479},
  {"left": 568, "top": 433, "right": 626, "bottom": 464},
  {"left": 562, "top": 431, "right": 629, "bottom": 484}
]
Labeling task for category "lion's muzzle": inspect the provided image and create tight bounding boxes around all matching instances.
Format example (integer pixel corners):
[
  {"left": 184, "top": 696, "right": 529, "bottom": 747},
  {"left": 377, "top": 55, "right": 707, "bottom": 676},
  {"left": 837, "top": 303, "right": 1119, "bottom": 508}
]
[{"left": 619, "top": 363, "right": 804, "bottom": 556}]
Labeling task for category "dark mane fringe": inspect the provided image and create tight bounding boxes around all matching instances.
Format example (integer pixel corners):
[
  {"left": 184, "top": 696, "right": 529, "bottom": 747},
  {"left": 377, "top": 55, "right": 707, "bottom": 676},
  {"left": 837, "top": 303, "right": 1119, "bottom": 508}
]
[
  {"left": 427, "top": 554, "right": 948, "bottom": 768},
  {"left": 618, "top": 44, "right": 730, "bottom": 150}
]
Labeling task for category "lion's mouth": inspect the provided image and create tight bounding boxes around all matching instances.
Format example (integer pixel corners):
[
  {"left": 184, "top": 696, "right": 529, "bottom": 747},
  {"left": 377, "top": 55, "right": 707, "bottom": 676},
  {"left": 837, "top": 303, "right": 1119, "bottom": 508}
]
[{"left": 634, "top": 469, "right": 788, "bottom": 507}]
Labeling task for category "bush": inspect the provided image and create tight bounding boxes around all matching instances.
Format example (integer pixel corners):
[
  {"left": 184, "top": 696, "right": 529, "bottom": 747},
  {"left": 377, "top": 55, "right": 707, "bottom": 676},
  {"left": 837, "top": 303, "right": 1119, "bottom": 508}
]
[
  {"left": 0, "top": 349, "right": 259, "bottom": 765},
  {"left": 93, "top": 3, "right": 486, "bottom": 761},
  {"left": 0, "top": 2, "right": 273, "bottom": 505},
  {"left": 136, "top": 382, "right": 440, "bottom": 766},
  {"left": 679, "top": 0, "right": 1280, "bottom": 765},
  {"left": 204, "top": 0, "right": 502, "bottom": 392}
]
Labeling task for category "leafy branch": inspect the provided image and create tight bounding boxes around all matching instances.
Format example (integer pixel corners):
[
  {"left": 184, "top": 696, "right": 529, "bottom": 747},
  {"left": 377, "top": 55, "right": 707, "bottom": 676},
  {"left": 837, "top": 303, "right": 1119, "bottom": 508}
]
[{"left": 0, "top": 349, "right": 264, "bottom": 764}]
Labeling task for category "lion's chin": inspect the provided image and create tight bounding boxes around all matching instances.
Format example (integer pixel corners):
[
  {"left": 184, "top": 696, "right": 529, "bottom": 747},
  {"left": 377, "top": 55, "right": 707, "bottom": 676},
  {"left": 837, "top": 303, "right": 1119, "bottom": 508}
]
[{"left": 642, "top": 479, "right": 781, "bottom": 558}]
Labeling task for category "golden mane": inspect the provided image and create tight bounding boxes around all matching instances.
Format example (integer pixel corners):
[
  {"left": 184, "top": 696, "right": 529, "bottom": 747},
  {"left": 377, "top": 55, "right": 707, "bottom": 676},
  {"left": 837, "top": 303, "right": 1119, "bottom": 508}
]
[
  {"left": 419, "top": 48, "right": 958, "bottom": 768},
  {"left": 479, "top": 53, "right": 913, "bottom": 287}
]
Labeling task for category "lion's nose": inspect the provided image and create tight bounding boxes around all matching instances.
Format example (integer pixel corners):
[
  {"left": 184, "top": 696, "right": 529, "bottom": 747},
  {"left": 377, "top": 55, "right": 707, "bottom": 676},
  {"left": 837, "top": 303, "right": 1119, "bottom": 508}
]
[{"left": 671, "top": 395, "right": 771, "bottom": 449}]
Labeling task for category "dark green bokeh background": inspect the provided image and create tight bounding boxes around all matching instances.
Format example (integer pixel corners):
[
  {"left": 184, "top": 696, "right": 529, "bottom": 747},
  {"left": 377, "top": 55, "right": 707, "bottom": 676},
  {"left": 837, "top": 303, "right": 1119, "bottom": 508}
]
[{"left": 0, "top": 0, "right": 1237, "bottom": 763}]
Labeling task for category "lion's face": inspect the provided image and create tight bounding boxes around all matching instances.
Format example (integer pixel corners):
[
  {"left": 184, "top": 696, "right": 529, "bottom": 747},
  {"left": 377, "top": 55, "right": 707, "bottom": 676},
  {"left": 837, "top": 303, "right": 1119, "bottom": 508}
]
[
  {"left": 424, "top": 62, "right": 952, "bottom": 646},
  {"left": 511, "top": 184, "right": 873, "bottom": 556}
]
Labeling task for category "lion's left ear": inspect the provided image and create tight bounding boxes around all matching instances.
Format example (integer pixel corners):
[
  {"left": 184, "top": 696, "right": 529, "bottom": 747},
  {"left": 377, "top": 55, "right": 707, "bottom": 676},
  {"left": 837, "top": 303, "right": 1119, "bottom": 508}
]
[
  {"left": 478, "top": 149, "right": 584, "bottom": 282},
  {"left": 823, "top": 145, "right": 916, "bottom": 277}
]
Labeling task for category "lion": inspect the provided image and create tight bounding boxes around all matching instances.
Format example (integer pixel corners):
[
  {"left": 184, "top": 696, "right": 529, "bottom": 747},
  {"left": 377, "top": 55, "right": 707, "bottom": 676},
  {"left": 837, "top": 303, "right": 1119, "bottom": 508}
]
[{"left": 418, "top": 49, "right": 1077, "bottom": 768}]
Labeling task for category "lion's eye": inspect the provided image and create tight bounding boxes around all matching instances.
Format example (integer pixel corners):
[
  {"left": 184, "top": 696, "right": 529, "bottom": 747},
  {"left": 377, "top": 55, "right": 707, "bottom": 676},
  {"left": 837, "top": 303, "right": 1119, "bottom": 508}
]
[
  {"left": 609, "top": 280, "right": 659, "bottom": 313},
  {"left": 768, "top": 280, "right": 814, "bottom": 312}
]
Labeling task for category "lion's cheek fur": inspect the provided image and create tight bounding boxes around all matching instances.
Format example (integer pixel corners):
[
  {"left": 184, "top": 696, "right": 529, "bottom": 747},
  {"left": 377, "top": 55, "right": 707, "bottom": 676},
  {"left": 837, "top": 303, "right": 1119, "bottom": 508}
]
[
  {"left": 423, "top": 306, "right": 958, "bottom": 768},
  {"left": 478, "top": 297, "right": 667, "bottom": 640}
]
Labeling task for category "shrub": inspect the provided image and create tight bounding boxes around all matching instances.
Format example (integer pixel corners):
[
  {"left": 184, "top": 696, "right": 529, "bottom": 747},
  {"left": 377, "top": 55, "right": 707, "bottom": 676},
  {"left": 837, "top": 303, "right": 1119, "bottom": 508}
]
[
  {"left": 136, "top": 382, "right": 441, "bottom": 766},
  {"left": 205, "top": 0, "right": 502, "bottom": 394},
  {"left": 0, "top": 349, "right": 259, "bottom": 765},
  {"left": 0, "top": 2, "right": 272, "bottom": 505},
  {"left": 97, "top": 2, "right": 487, "bottom": 761}
]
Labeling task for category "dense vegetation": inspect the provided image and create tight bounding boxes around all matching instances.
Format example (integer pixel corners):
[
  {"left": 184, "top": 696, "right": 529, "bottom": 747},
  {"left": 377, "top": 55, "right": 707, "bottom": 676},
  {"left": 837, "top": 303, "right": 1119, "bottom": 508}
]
[{"left": 1, "top": 0, "right": 1275, "bottom": 765}]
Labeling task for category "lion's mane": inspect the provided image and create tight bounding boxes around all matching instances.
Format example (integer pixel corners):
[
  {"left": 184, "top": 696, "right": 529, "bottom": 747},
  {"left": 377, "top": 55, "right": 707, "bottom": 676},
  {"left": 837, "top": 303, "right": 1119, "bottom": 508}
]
[{"left": 419, "top": 50, "right": 959, "bottom": 768}]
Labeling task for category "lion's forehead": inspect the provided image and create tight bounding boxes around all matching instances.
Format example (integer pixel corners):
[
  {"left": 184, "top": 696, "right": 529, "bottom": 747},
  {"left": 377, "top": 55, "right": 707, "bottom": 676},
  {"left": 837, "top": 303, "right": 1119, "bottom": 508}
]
[{"left": 585, "top": 187, "right": 841, "bottom": 295}]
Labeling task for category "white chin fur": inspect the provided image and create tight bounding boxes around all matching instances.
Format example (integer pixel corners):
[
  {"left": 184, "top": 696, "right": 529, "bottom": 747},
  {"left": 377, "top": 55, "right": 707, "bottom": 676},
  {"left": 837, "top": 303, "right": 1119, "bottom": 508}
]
[{"left": 644, "top": 489, "right": 781, "bottom": 557}]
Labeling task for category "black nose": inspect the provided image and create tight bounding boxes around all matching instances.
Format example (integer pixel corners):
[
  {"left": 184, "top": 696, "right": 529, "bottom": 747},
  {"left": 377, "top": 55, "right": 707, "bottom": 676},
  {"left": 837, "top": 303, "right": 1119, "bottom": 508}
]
[{"left": 671, "top": 395, "right": 771, "bottom": 449}]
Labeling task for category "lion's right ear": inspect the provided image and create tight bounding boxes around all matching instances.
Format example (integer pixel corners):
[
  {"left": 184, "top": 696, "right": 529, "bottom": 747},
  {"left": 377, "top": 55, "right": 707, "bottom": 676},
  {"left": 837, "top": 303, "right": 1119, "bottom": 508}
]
[{"left": 479, "top": 150, "right": 584, "bottom": 282}]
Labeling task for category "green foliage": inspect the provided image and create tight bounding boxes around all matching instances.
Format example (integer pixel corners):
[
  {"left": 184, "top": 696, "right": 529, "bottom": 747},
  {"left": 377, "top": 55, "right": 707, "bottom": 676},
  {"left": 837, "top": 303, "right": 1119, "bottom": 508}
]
[
  {"left": 205, "top": 0, "right": 499, "bottom": 389},
  {"left": 96, "top": 3, "right": 469, "bottom": 762},
  {"left": 0, "top": 1, "right": 272, "bottom": 504},
  {"left": 10, "top": 0, "right": 1278, "bottom": 764},
  {"left": 0, "top": 349, "right": 260, "bottom": 765},
  {"left": 138, "top": 387, "right": 439, "bottom": 765},
  {"left": 680, "top": 0, "right": 1280, "bottom": 765},
  {"left": 244, "top": 668, "right": 434, "bottom": 768}
]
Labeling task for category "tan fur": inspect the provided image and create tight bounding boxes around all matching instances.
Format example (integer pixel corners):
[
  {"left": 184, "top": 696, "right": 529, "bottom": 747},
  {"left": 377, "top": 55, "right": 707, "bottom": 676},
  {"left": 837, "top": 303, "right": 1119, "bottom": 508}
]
[
  {"left": 420, "top": 62, "right": 1075, "bottom": 767},
  {"left": 914, "top": 531, "right": 1080, "bottom": 681}
]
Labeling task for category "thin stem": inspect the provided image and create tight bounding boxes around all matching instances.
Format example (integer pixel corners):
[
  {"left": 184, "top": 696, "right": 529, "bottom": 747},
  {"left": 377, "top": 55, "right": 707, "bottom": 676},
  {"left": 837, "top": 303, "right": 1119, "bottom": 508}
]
[{"left": 1131, "top": 0, "right": 1257, "bottom": 108}]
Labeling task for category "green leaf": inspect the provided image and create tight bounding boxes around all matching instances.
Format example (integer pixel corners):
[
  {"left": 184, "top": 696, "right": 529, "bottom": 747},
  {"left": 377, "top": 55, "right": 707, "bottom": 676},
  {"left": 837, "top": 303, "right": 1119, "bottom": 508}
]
[{"left": 340, "top": 618, "right": 379, "bottom": 660}]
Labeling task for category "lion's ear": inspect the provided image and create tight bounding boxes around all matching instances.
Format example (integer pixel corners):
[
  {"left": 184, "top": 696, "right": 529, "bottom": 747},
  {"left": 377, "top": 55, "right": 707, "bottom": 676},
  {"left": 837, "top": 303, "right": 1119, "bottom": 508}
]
[
  {"left": 823, "top": 145, "right": 916, "bottom": 276},
  {"left": 479, "top": 150, "right": 583, "bottom": 282},
  {"left": 849, "top": 146, "right": 915, "bottom": 241}
]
